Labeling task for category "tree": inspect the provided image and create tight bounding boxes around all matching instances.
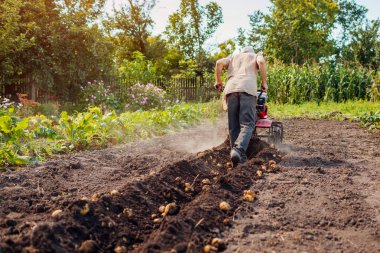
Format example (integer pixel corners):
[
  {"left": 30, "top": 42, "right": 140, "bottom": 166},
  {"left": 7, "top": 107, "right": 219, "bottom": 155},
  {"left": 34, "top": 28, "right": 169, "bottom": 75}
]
[
  {"left": 106, "top": 0, "right": 156, "bottom": 62},
  {"left": 0, "top": 0, "right": 114, "bottom": 100},
  {"left": 343, "top": 20, "right": 380, "bottom": 70},
  {"left": 336, "top": 0, "right": 367, "bottom": 49},
  {"left": 237, "top": 11, "right": 266, "bottom": 53},
  {"left": 165, "top": 0, "right": 223, "bottom": 65},
  {"left": 0, "top": 0, "right": 35, "bottom": 83},
  {"left": 213, "top": 39, "right": 236, "bottom": 61},
  {"left": 240, "top": 0, "right": 338, "bottom": 64}
]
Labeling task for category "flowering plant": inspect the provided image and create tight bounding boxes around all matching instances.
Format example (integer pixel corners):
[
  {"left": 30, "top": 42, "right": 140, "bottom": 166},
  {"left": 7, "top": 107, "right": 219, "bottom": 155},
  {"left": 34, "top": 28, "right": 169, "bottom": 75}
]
[
  {"left": 79, "top": 80, "right": 121, "bottom": 112},
  {"left": 125, "top": 83, "right": 170, "bottom": 111},
  {"left": 0, "top": 96, "right": 22, "bottom": 116}
]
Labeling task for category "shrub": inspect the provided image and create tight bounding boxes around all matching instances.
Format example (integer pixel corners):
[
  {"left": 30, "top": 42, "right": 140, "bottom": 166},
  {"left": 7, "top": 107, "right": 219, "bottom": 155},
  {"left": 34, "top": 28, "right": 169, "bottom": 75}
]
[
  {"left": 125, "top": 83, "right": 170, "bottom": 111},
  {"left": 79, "top": 80, "right": 121, "bottom": 112}
]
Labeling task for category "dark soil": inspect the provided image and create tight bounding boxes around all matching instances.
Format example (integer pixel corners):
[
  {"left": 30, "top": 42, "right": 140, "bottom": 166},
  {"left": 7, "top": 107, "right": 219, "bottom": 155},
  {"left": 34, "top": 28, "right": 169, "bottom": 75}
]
[{"left": 1, "top": 118, "right": 379, "bottom": 253}]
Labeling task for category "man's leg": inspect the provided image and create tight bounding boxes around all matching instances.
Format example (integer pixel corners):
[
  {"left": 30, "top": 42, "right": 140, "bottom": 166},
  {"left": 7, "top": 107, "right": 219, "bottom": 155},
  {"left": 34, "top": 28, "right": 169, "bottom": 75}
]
[
  {"left": 233, "top": 93, "right": 257, "bottom": 160},
  {"left": 227, "top": 93, "right": 240, "bottom": 149}
]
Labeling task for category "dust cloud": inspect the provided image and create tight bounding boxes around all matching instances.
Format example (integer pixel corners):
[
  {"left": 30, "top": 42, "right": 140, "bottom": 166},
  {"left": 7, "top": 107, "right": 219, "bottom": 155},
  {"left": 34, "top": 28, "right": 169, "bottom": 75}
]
[{"left": 166, "top": 117, "right": 228, "bottom": 154}]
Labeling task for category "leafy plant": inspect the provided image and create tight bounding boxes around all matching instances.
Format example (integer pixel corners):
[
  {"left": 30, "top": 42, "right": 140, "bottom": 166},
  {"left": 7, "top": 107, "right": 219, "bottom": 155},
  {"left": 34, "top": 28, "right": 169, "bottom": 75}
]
[
  {"left": 359, "top": 111, "right": 380, "bottom": 130},
  {"left": 0, "top": 101, "right": 221, "bottom": 167}
]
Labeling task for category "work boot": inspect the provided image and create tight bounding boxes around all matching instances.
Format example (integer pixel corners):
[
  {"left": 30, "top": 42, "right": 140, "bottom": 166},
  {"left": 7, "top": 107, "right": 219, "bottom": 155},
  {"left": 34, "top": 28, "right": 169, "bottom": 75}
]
[
  {"left": 230, "top": 148, "right": 247, "bottom": 165},
  {"left": 230, "top": 148, "right": 241, "bottom": 165}
]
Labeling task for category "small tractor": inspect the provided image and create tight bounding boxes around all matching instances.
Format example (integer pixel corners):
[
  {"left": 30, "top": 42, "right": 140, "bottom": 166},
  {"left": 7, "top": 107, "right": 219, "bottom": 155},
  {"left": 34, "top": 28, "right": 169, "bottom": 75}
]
[{"left": 254, "top": 90, "right": 283, "bottom": 145}]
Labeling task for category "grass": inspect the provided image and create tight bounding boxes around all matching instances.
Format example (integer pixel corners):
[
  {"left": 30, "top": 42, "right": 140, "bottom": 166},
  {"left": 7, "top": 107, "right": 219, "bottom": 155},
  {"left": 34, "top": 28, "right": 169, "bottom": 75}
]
[{"left": 268, "top": 100, "right": 380, "bottom": 121}]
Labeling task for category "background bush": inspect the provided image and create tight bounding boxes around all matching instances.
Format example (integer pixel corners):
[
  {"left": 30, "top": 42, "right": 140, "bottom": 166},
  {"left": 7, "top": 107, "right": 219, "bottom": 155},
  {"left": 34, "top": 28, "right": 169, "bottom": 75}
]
[{"left": 125, "top": 83, "right": 170, "bottom": 111}]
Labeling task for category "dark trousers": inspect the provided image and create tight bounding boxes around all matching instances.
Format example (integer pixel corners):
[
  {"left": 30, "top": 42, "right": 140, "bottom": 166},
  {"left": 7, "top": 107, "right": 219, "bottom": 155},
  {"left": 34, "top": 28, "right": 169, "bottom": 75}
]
[{"left": 227, "top": 92, "right": 257, "bottom": 151}]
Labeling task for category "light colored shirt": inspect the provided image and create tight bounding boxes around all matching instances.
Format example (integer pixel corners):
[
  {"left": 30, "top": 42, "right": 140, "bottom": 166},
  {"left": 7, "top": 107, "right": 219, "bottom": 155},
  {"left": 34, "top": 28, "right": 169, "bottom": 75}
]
[{"left": 217, "top": 51, "right": 260, "bottom": 110}]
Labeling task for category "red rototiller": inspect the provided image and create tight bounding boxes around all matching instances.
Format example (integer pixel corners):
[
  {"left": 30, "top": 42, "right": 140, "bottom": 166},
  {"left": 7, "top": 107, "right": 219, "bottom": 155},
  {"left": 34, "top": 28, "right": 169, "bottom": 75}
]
[{"left": 254, "top": 91, "right": 283, "bottom": 144}]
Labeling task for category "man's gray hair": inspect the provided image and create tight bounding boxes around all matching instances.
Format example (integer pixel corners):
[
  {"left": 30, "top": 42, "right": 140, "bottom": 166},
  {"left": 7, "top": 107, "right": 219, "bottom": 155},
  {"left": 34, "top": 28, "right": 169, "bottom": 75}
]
[{"left": 241, "top": 46, "right": 255, "bottom": 53}]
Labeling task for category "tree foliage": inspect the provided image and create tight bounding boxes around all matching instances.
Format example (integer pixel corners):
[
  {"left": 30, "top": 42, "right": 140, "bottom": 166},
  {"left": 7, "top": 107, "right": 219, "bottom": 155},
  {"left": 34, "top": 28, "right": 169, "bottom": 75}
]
[
  {"left": 265, "top": 0, "right": 338, "bottom": 64},
  {"left": 106, "top": 0, "right": 156, "bottom": 61},
  {"left": 165, "top": 0, "right": 223, "bottom": 62},
  {"left": 343, "top": 20, "right": 380, "bottom": 69}
]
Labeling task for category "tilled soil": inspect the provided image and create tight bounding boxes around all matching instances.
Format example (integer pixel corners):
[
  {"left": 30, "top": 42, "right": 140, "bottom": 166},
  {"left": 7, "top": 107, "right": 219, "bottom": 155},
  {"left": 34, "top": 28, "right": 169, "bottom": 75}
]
[{"left": 1, "top": 118, "right": 379, "bottom": 253}]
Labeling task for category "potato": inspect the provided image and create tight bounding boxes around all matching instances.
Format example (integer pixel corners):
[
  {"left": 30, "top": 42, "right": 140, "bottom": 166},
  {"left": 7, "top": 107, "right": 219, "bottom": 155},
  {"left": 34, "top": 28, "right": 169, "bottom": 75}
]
[
  {"left": 123, "top": 208, "right": 133, "bottom": 219},
  {"left": 91, "top": 193, "right": 100, "bottom": 202},
  {"left": 211, "top": 238, "right": 226, "bottom": 250},
  {"left": 78, "top": 240, "right": 98, "bottom": 253},
  {"left": 223, "top": 218, "right": 232, "bottom": 226},
  {"left": 257, "top": 170, "right": 263, "bottom": 177},
  {"left": 201, "top": 178, "right": 211, "bottom": 185},
  {"left": 243, "top": 194, "right": 255, "bottom": 202},
  {"left": 151, "top": 214, "right": 157, "bottom": 219},
  {"left": 184, "top": 183, "right": 194, "bottom": 192},
  {"left": 244, "top": 190, "right": 255, "bottom": 196},
  {"left": 162, "top": 203, "right": 178, "bottom": 216},
  {"left": 51, "top": 209, "right": 63, "bottom": 217},
  {"left": 202, "top": 185, "right": 210, "bottom": 191},
  {"left": 219, "top": 201, "right": 231, "bottom": 211},
  {"left": 216, "top": 163, "right": 223, "bottom": 168},
  {"left": 153, "top": 218, "right": 162, "bottom": 223},
  {"left": 114, "top": 246, "right": 127, "bottom": 253},
  {"left": 80, "top": 204, "right": 90, "bottom": 215},
  {"left": 159, "top": 205, "right": 166, "bottom": 213},
  {"left": 203, "top": 245, "right": 217, "bottom": 253},
  {"left": 110, "top": 190, "right": 119, "bottom": 195},
  {"left": 243, "top": 190, "right": 256, "bottom": 202}
]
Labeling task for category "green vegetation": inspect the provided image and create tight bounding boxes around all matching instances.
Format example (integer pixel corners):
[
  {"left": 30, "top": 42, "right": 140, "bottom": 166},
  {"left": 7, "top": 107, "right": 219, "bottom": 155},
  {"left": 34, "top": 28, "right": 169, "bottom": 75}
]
[
  {"left": 1, "top": 0, "right": 379, "bottom": 103},
  {"left": 267, "top": 63, "right": 375, "bottom": 104},
  {"left": 0, "top": 101, "right": 221, "bottom": 168},
  {"left": 269, "top": 101, "right": 380, "bottom": 130}
]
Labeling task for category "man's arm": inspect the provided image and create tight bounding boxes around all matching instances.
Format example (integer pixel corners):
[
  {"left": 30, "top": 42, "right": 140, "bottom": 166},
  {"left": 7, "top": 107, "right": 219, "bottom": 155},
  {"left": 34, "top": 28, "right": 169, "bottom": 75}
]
[
  {"left": 257, "top": 55, "right": 268, "bottom": 92},
  {"left": 215, "top": 58, "right": 228, "bottom": 90}
]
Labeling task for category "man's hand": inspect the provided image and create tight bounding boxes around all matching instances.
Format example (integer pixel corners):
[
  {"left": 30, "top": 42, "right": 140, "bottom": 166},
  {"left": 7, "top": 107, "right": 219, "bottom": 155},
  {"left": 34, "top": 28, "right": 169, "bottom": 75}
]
[
  {"left": 261, "top": 84, "right": 268, "bottom": 92},
  {"left": 214, "top": 83, "right": 223, "bottom": 92}
]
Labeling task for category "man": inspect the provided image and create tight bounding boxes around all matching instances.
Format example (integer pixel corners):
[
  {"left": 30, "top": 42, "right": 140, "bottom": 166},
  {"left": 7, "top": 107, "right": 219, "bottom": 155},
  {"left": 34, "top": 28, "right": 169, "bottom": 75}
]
[{"left": 215, "top": 46, "right": 268, "bottom": 165}]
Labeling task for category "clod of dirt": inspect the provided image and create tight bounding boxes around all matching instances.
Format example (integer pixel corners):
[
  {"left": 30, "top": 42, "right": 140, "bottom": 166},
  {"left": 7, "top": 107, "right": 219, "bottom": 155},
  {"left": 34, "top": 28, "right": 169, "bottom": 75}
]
[
  {"left": 51, "top": 209, "right": 62, "bottom": 217},
  {"left": 175, "top": 177, "right": 182, "bottom": 184},
  {"left": 163, "top": 192, "right": 172, "bottom": 199},
  {"left": 216, "top": 163, "right": 223, "bottom": 168},
  {"left": 203, "top": 244, "right": 217, "bottom": 253},
  {"left": 219, "top": 201, "right": 231, "bottom": 211},
  {"left": 257, "top": 170, "right": 263, "bottom": 177},
  {"left": 197, "top": 152, "right": 205, "bottom": 158},
  {"left": 114, "top": 245, "right": 127, "bottom": 253},
  {"left": 122, "top": 208, "right": 133, "bottom": 219},
  {"left": 226, "top": 162, "right": 233, "bottom": 168},
  {"left": 78, "top": 240, "right": 99, "bottom": 253},
  {"left": 211, "top": 238, "right": 227, "bottom": 251},
  {"left": 163, "top": 203, "right": 179, "bottom": 217},
  {"left": 110, "top": 189, "right": 119, "bottom": 195},
  {"left": 151, "top": 214, "right": 157, "bottom": 219}
]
